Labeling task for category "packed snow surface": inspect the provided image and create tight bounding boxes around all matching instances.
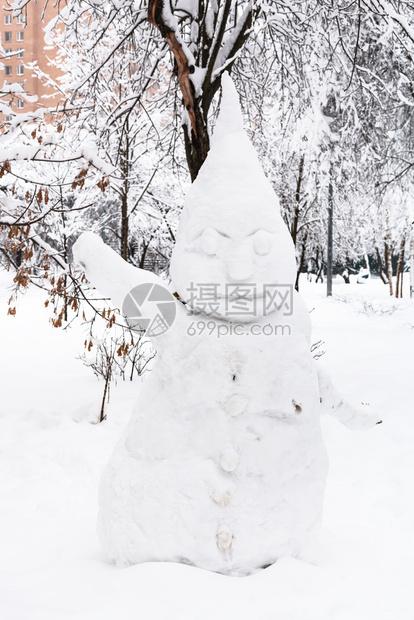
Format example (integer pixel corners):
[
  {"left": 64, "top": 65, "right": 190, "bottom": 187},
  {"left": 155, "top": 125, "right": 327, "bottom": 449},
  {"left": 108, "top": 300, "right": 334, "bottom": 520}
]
[{"left": 0, "top": 270, "right": 413, "bottom": 618}]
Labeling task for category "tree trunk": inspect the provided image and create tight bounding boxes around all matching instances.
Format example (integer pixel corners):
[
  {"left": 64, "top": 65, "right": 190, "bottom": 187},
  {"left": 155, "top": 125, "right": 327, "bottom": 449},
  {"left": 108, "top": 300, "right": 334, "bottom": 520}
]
[
  {"left": 342, "top": 255, "right": 350, "bottom": 283},
  {"left": 364, "top": 252, "right": 370, "bottom": 274},
  {"left": 120, "top": 125, "right": 130, "bottom": 261},
  {"left": 148, "top": 0, "right": 214, "bottom": 180},
  {"left": 100, "top": 373, "right": 110, "bottom": 423},
  {"left": 183, "top": 110, "right": 211, "bottom": 182},
  {"left": 410, "top": 221, "right": 414, "bottom": 299},
  {"left": 148, "top": 0, "right": 255, "bottom": 181},
  {"left": 139, "top": 236, "right": 154, "bottom": 270},
  {"left": 120, "top": 190, "right": 129, "bottom": 262},
  {"left": 385, "top": 237, "right": 393, "bottom": 296},
  {"left": 327, "top": 178, "right": 333, "bottom": 297},
  {"left": 315, "top": 248, "right": 324, "bottom": 283},
  {"left": 291, "top": 154, "right": 305, "bottom": 246},
  {"left": 60, "top": 192, "right": 69, "bottom": 321},
  {"left": 395, "top": 236, "right": 405, "bottom": 298},
  {"left": 375, "top": 246, "right": 388, "bottom": 284},
  {"left": 295, "top": 232, "right": 307, "bottom": 292}
]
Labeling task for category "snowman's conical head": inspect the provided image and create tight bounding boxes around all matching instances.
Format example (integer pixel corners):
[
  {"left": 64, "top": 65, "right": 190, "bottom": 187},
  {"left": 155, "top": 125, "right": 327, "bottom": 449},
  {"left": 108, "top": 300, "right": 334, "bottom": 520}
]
[{"left": 170, "top": 73, "right": 297, "bottom": 320}]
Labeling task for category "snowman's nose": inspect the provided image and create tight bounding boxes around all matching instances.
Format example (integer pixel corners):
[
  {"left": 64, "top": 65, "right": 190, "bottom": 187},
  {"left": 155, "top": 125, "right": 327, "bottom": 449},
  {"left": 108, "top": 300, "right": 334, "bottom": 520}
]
[{"left": 226, "top": 248, "right": 253, "bottom": 281}]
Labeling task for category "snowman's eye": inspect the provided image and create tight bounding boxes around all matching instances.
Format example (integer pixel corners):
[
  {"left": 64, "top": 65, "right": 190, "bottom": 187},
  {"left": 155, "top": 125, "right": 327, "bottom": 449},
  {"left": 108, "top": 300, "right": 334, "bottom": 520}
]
[
  {"left": 253, "top": 230, "right": 272, "bottom": 256},
  {"left": 200, "top": 227, "right": 220, "bottom": 256}
]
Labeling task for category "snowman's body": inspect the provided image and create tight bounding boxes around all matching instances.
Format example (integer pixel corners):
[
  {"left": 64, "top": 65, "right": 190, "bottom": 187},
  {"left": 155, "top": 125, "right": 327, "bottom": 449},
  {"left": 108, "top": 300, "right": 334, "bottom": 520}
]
[
  {"left": 98, "top": 302, "right": 327, "bottom": 574},
  {"left": 73, "top": 74, "right": 380, "bottom": 575}
]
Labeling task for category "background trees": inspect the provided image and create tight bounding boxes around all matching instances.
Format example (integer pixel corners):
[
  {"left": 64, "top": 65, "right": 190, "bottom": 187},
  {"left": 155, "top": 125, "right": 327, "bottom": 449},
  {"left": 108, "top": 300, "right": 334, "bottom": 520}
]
[{"left": 0, "top": 0, "right": 413, "bottom": 301}]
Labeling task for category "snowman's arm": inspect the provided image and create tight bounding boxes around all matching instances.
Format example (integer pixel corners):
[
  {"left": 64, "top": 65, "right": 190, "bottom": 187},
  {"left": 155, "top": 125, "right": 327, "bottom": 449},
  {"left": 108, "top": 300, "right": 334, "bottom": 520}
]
[
  {"left": 72, "top": 232, "right": 166, "bottom": 309},
  {"left": 317, "top": 364, "right": 382, "bottom": 429}
]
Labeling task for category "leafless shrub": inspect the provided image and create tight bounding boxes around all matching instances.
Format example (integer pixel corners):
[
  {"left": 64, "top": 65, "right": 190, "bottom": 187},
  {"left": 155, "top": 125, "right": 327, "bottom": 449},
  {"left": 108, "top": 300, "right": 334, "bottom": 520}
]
[
  {"left": 79, "top": 324, "right": 155, "bottom": 423},
  {"left": 334, "top": 295, "right": 402, "bottom": 316}
]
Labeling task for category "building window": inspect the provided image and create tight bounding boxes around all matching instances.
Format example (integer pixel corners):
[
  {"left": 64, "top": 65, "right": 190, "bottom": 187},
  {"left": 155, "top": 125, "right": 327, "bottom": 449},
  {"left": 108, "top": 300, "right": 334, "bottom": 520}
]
[
  {"left": 17, "top": 48, "right": 24, "bottom": 58},
  {"left": 16, "top": 31, "right": 24, "bottom": 41},
  {"left": 17, "top": 15, "right": 25, "bottom": 25},
  {"left": 4, "top": 15, "right": 12, "bottom": 25},
  {"left": 17, "top": 65, "right": 24, "bottom": 75},
  {"left": 4, "top": 31, "right": 12, "bottom": 42},
  {"left": 5, "top": 115, "right": 12, "bottom": 122},
  {"left": 5, "top": 48, "right": 12, "bottom": 55},
  {"left": 5, "top": 65, "right": 12, "bottom": 76},
  {"left": 17, "top": 99, "right": 24, "bottom": 109}
]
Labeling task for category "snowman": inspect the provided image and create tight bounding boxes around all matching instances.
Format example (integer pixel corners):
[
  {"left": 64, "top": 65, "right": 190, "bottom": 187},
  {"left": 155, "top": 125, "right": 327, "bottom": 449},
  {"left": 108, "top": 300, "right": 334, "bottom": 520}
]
[{"left": 73, "top": 74, "right": 381, "bottom": 575}]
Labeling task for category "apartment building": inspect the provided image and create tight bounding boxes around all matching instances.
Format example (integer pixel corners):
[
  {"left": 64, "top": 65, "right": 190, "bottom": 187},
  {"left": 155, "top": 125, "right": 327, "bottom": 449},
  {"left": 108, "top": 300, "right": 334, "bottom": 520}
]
[{"left": 1, "top": 3, "right": 62, "bottom": 122}]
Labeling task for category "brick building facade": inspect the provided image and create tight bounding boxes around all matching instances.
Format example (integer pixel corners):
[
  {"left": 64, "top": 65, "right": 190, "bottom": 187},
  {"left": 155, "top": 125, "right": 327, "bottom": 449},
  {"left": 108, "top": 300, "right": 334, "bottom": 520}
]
[{"left": 1, "top": 3, "right": 62, "bottom": 122}]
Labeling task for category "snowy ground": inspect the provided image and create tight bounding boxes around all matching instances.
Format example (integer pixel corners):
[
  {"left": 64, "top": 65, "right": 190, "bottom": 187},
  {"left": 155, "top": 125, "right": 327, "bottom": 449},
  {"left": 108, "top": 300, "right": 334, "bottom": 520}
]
[{"left": 0, "top": 268, "right": 413, "bottom": 620}]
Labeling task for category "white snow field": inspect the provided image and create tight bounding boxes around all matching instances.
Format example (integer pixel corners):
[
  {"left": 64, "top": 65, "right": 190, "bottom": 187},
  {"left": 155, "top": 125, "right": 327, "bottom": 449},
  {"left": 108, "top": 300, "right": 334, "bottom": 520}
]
[{"left": 0, "top": 268, "right": 413, "bottom": 619}]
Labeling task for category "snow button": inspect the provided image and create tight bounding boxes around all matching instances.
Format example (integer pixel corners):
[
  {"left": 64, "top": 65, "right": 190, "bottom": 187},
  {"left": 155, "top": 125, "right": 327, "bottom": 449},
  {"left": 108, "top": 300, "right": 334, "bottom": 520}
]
[
  {"left": 220, "top": 448, "right": 239, "bottom": 472},
  {"left": 217, "top": 525, "right": 233, "bottom": 552},
  {"left": 212, "top": 489, "right": 231, "bottom": 507},
  {"left": 224, "top": 394, "right": 248, "bottom": 417}
]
